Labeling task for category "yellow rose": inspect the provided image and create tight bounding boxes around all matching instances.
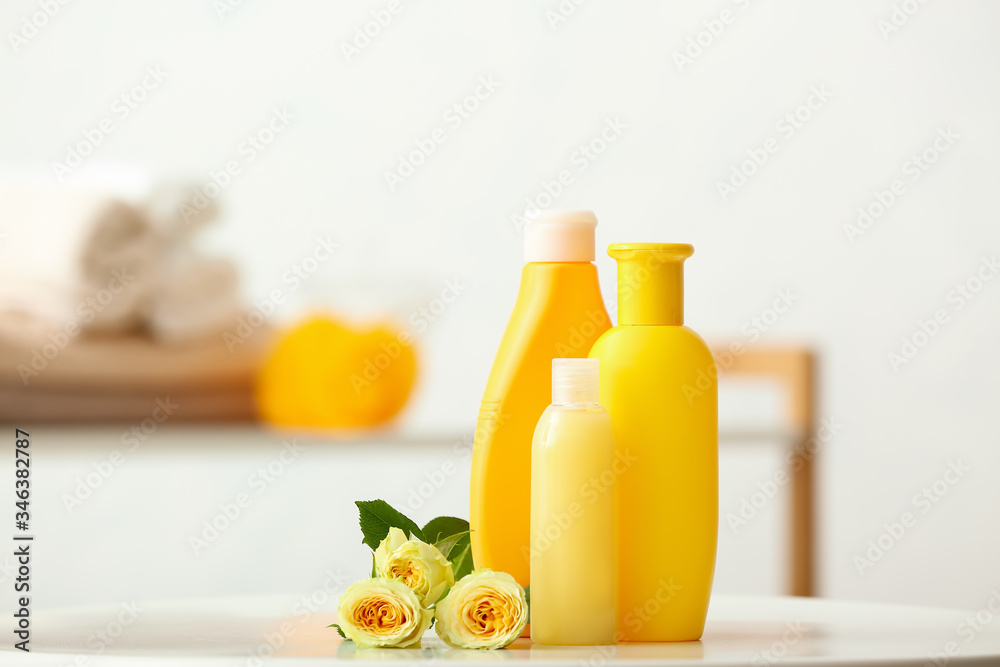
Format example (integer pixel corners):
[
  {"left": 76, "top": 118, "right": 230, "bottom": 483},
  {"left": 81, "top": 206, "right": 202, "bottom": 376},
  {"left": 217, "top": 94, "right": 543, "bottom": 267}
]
[
  {"left": 375, "top": 527, "right": 455, "bottom": 605},
  {"left": 336, "top": 578, "right": 433, "bottom": 648},
  {"left": 433, "top": 569, "right": 528, "bottom": 649}
]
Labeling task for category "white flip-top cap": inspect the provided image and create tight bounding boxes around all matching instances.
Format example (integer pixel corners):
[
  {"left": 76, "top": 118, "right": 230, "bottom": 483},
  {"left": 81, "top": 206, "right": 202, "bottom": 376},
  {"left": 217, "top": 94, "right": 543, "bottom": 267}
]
[{"left": 524, "top": 210, "right": 597, "bottom": 263}]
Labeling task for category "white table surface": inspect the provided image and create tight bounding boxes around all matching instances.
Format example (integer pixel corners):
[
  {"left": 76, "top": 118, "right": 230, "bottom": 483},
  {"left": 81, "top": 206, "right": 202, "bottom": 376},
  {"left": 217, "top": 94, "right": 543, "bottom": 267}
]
[{"left": 10, "top": 594, "right": 1000, "bottom": 666}]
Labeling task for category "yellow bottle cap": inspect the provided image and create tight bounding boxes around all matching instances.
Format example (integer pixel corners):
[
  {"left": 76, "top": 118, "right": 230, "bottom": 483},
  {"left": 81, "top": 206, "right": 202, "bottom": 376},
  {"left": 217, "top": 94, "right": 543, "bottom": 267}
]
[{"left": 609, "top": 243, "right": 693, "bottom": 326}]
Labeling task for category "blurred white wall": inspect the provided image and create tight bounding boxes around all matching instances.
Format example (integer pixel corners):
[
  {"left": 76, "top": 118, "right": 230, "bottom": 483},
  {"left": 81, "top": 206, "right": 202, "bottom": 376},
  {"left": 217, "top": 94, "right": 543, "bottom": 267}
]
[
  {"left": 2, "top": 0, "right": 999, "bottom": 610},
  {"left": 15, "top": 426, "right": 791, "bottom": 611}
]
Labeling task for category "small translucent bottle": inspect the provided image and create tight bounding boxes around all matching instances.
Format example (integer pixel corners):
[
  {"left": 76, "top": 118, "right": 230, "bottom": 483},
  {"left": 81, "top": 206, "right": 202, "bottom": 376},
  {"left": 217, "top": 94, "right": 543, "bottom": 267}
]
[{"left": 530, "top": 358, "right": 618, "bottom": 645}]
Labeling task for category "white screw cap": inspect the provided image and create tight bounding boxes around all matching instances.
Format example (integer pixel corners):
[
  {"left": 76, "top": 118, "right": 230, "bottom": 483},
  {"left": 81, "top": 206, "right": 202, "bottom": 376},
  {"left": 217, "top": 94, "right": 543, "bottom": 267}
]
[
  {"left": 524, "top": 210, "right": 597, "bottom": 263},
  {"left": 552, "top": 358, "right": 600, "bottom": 405}
]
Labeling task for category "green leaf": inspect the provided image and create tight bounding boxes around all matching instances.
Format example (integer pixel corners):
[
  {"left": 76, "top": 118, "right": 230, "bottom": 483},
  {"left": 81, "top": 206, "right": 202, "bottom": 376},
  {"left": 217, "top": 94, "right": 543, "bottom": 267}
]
[
  {"left": 355, "top": 500, "right": 424, "bottom": 550},
  {"left": 423, "top": 516, "right": 474, "bottom": 582},
  {"left": 429, "top": 521, "right": 474, "bottom": 583},
  {"left": 523, "top": 585, "right": 530, "bottom": 624},
  {"left": 446, "top": 532, "right": 473, "bottom": 581},
  {"left": 422, "top": 516, "right": 469, "bottom": 543},
  {"left": 328, "top": 623, "right": 348, "bottom": 639},
  {"left": 433, "top": 530, "right": 470, "bottom": 558}
]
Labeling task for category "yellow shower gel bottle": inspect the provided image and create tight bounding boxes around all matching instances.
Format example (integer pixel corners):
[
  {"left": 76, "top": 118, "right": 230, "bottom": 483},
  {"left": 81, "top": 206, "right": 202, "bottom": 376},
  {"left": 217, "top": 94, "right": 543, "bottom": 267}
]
[
  {"left": 471, "top": 211, "right": 611, "bottom": 591},
  {"left": 588, "top": 243, "right": 718, "bottom": 642},
  {"left": 530, "top": 358, "right": 617, "bottom": 646}
]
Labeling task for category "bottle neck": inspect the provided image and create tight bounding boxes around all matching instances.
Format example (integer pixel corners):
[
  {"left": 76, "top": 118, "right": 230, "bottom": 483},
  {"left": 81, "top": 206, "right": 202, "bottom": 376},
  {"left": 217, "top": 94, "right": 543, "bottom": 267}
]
[
  {"left": 551, "top": 358, "right": 600, "bottom": 406},
  {"left": 521, "top": 261, "right": 599, "bottom": 291},
  {"left": 552, "top": 395, "right": 600, "bottom": 408},
  {"left": 611, "top": 244, "right": 692, "bottom": 326}
]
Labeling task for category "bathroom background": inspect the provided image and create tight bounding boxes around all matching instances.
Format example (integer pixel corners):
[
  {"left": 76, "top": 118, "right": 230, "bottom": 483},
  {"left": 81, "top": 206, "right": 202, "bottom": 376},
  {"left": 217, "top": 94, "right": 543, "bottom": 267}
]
[{"left": 1, "top": 0, "right": 998, "bottom": 615}]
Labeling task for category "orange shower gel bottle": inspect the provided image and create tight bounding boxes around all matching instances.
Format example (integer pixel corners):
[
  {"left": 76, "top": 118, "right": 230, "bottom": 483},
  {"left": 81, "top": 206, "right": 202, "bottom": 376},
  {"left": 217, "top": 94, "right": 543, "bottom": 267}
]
[
  {"left": 588, "top": 243, "right": 718, "bottom": 642},
  {"left": 470, "top": 211, "right": 610, "bottom": 591}
]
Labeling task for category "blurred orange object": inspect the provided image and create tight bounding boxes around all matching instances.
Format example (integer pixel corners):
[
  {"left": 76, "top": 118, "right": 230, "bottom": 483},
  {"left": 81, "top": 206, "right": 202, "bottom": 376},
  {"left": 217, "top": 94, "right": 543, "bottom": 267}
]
[{"left": 256, "top": 315, "right": 417, "bottom": 428}]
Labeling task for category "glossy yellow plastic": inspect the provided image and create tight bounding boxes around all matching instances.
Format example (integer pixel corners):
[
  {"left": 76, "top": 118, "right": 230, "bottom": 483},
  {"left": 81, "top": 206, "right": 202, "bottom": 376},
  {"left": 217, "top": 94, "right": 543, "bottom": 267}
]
[
  {"left": 470, "top": 262, "right": 610, "bottom": 589},
  {"left": 530, "top": 403, "right": 618, "bottom": 645},
  {"left": 588, "top": 243, "right": 718, "bottom": 642}
]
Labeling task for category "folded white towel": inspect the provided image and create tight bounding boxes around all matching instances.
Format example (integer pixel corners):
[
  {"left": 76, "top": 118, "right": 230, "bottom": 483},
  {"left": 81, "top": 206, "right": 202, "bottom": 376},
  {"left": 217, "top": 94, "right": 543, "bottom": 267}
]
[
  {"left": 77, "top": 197, "right": 161, "bottom": 333},
  {"left": 0, "top": 179, "right": 242, "bottom": 342},
  {"left": 149, "top": 255, "right": 242, "bottom": 342}
]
